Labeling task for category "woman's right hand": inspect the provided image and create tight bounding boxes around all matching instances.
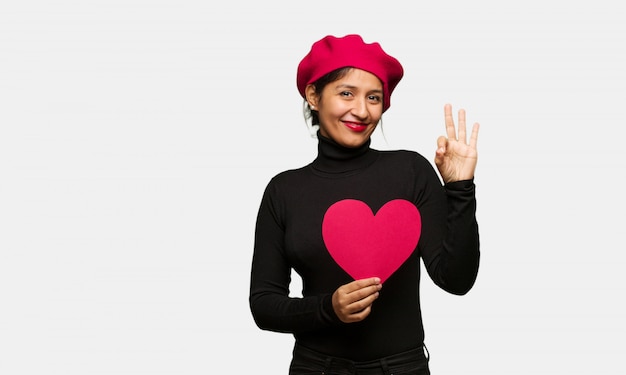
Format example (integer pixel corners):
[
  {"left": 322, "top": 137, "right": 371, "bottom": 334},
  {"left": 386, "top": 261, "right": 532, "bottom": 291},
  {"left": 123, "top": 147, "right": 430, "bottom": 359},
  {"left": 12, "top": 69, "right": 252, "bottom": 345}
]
[{"left": 332, "top": 277, "right": 382, "bottom": 323}]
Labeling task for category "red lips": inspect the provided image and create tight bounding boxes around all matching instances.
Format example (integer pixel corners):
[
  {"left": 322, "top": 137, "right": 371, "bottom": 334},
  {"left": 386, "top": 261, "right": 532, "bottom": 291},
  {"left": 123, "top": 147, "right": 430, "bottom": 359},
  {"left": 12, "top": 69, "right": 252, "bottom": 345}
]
[{"left": 343, "top": 121, "right": 368, "bottom": 132}]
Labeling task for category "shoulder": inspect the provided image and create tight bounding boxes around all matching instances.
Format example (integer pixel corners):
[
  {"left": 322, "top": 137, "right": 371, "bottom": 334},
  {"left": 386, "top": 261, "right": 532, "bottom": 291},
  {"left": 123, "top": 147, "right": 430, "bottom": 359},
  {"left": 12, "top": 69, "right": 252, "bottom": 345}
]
[
  {"left": 269, "top": 164, "right": 310, "bottom": 183},
  {"left": 374, "top": 149, "right": 441, "bottom": 188},
  {"left": 262, "top": 164, "right": 312, "bottom": 194},
  {"left": 377, "top": 149, "right": 433, "bottom": 169}
]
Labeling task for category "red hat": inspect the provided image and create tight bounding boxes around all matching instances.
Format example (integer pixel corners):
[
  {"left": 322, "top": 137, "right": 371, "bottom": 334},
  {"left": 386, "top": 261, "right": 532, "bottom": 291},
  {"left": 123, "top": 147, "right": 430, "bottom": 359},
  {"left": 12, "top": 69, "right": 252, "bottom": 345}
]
[{"left": 297, "top": 34, "right": 404, "bottom": 113}]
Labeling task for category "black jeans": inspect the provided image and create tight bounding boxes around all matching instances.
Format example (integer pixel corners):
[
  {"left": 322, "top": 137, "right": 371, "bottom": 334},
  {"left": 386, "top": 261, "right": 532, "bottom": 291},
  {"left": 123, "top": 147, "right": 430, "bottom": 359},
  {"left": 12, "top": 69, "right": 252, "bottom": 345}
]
[{"left": 289, "top": 343, "right": 430, "bottom": 375}]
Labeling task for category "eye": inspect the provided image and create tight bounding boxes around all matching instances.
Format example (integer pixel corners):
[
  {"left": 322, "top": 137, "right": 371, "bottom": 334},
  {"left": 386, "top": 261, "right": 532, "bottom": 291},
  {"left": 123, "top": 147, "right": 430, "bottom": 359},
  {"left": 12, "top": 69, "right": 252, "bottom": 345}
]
[
  {"left": 340, "top": 91, "right": 353, "bottom": 97},
  {"left": 368, "top": 95, "right": 382, "bottom": 102}
]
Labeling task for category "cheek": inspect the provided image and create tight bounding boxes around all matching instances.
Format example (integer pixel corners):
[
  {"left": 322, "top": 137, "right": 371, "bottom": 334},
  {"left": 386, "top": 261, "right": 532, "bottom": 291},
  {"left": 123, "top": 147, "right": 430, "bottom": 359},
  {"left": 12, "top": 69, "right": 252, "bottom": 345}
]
[
  {"left": 369, "top": 110, "right": 382, "bottom": 129},
  {"left": 320, "top": 107, "right": 345, "bottom": 123},
  {"left": 370, "top": 105, "right": 383, "bottom": 118}
]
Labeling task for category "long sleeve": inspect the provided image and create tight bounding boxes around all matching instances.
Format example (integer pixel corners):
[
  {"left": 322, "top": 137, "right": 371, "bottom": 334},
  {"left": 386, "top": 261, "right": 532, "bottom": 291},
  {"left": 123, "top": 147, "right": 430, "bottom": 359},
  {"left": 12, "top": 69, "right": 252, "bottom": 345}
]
[
  {"left": 248, "top": 135, "right": 480, "bottom": 360},
  {"left": 248, "top": 178, "right": 340, "bottom": 334},
  {"left": 422, "top": 178, "right": 480, "bottom": 295}
]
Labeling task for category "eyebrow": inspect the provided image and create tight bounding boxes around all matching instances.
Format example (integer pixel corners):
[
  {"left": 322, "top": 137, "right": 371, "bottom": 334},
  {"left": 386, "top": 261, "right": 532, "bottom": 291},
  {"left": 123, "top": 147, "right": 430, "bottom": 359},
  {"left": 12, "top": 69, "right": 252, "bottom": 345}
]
[{"left": 335, "top": 84, "right": 383, "bottom": 94}]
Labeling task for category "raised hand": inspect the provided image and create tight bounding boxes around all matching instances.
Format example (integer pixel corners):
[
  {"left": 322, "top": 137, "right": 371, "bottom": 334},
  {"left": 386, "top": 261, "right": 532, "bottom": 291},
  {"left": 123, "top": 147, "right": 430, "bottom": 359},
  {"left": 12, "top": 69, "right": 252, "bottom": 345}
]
[
  {"left": 332, "top": 277, "right": 382, "bottom": 323},
  {"left": 434, "top": 104, "right": 479, "bottom": 183}
]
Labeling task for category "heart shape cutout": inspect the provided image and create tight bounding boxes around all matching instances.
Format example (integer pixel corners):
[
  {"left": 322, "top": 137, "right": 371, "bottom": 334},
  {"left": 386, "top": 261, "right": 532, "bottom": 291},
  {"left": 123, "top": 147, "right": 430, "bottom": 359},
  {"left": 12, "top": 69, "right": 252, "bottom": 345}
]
[{"left": 322, "top": 199, "right": 421, "bottom": 283}]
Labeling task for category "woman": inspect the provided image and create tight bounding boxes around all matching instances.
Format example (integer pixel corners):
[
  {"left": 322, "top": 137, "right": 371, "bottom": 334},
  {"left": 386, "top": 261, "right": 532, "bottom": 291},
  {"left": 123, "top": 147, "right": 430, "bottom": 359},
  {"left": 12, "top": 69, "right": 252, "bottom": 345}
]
[{"left": 249, "top": 34, "right": 480, "bottom": 374}]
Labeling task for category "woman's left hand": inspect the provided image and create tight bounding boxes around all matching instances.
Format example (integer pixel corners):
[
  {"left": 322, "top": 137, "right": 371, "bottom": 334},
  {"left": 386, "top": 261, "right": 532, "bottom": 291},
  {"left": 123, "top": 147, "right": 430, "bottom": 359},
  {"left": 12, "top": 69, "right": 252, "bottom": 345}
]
[{"left": 434, "top": 103, "right": 480, "bottom": 183}]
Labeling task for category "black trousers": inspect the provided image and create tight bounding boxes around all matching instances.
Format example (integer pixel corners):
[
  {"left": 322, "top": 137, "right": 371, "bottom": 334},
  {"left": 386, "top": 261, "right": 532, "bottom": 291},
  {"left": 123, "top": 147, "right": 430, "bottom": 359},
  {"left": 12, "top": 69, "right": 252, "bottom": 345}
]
[{"left": 289, "top": 343, "right": 430, "bottom": 375}]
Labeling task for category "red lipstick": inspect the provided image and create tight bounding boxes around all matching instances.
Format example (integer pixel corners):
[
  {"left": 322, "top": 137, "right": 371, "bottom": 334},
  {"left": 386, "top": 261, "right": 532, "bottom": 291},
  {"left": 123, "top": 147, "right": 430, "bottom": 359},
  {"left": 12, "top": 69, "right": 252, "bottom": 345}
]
[{"left": 343, "top": 121, "right": 368, "bottom": 132}]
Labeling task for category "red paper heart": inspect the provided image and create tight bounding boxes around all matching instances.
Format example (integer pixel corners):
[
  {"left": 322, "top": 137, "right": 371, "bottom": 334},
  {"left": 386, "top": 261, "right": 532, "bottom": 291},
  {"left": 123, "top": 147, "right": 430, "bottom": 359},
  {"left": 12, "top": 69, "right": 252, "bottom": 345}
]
[{"left": 322, "top": 199, "right": 421, "bottom": 283}]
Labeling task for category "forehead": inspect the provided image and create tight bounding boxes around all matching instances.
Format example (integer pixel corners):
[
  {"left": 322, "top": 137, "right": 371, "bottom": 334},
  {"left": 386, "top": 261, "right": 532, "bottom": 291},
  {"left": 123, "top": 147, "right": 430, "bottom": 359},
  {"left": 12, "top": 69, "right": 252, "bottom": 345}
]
[{"left": 333, "top": 68, "right": 383, "bottom": 90}]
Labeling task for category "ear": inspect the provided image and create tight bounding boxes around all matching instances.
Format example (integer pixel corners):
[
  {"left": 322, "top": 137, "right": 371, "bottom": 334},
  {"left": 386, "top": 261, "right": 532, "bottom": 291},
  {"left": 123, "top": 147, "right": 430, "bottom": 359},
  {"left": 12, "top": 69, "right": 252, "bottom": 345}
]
[{"left": 305, "top": 84, "right": 318, "bottom": 110}]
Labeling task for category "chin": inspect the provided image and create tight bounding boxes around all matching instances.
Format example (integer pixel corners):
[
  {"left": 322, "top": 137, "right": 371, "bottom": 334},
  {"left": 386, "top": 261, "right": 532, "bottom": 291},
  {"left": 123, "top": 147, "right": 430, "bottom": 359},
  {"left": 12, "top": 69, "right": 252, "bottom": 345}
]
[{"left": 321, "top": 126, "right": 375, "bottom": 148}]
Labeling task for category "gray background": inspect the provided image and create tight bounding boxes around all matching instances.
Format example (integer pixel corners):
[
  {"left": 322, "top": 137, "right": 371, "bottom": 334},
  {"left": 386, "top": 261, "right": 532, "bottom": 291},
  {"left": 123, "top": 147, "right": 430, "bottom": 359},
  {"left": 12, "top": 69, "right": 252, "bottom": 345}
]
[{"left": 1, "top": 1, "right": 624, "bottom": 374}]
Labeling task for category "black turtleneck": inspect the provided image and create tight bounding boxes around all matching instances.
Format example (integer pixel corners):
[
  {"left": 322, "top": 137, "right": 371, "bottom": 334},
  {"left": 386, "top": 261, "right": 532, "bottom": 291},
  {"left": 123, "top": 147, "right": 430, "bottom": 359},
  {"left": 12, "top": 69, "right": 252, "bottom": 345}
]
[
  {"left": 249, "top": 133, "right": 479, "bottom": 361},
  {"left": 311, "top": 133, "right": 378, "bottom": 174}
]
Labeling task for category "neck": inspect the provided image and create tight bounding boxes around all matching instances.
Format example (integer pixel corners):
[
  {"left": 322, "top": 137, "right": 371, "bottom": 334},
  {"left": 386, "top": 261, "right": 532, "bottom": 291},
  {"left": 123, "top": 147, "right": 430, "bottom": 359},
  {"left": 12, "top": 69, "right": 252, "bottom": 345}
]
[{"left": 311, "top": 132, "right": 378, "bottom": 174}]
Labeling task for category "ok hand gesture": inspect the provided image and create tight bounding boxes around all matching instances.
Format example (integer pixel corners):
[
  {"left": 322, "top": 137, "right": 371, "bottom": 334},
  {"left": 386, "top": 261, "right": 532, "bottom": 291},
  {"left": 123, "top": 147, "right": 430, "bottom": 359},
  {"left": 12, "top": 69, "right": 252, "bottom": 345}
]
[{"left": 434, "top": 104, "right": 480, "bottom": 183}]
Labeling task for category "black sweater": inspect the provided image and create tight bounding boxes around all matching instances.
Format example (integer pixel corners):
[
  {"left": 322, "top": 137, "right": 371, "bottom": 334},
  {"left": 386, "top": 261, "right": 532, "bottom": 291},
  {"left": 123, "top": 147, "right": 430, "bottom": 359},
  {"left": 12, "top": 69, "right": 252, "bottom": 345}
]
[{"left": 249, "top": 133, "right": 480, "bottom": 361}]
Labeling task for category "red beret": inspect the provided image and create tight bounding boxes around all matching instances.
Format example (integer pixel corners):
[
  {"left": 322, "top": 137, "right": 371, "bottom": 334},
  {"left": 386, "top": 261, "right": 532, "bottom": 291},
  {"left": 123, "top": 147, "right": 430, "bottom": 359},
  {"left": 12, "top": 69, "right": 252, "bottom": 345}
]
[{"left": 297, "top": 34, "right": 404, "bottom": 113}]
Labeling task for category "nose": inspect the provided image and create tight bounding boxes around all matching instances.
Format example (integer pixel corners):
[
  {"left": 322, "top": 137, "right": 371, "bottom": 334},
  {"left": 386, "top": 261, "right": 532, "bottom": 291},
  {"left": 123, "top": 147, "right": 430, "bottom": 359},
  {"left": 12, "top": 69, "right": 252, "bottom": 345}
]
[{"left": 351, "top": 97, "right": 369, "bottom": 120}]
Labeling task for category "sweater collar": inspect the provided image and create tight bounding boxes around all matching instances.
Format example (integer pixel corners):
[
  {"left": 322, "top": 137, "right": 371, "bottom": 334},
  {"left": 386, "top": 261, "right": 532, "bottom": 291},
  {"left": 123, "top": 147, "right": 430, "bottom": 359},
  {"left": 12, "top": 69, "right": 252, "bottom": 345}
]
[{"left": 311, "top": 132, "right": 378, "bottom": 174}]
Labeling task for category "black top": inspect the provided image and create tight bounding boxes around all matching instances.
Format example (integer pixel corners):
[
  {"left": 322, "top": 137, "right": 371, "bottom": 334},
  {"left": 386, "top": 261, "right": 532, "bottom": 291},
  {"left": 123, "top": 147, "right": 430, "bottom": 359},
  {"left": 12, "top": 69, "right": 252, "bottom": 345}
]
[{"left": 249, "top": 133, "right": 480, "bottom": 361}]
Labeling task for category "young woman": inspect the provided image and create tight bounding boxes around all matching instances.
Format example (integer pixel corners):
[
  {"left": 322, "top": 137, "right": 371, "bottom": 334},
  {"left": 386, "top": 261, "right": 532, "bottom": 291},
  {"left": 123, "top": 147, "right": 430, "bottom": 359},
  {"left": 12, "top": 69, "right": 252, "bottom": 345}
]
[{"left": 249, "top": 34, "right": 480, "bottom": 375}]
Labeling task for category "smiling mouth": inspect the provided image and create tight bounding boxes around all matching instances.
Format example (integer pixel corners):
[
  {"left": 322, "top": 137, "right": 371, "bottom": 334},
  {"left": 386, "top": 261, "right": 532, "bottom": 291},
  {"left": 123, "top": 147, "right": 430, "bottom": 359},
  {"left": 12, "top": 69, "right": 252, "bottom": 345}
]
[{"left": 343, "top": 121, "right": 368, "bottom": 132}]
